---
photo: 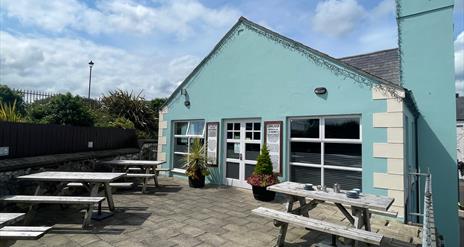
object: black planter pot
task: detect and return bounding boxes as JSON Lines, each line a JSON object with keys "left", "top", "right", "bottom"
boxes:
{"left": 252, "top": 185, "right": 276, "bottom": 202}
{"left": 188, "top": 174, "right": 205, "bottom": 188}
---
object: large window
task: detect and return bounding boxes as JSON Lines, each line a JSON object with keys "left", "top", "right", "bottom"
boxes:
{"left": 289, "top": 116, "right": 362, "bottom": 189}
{"left": 173, "top": 120, "right": 205, "bottom": 169}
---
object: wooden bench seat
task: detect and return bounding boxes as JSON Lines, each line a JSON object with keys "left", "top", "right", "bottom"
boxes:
{"left": 66, "top": 182, "right": 134, "bottom": 188}
{"left": 0, "top": 195, "right": 105, "bottom": 204}
{"left": 125, "top": 173, "right": 155, "bottom": 178}
{"left": 0, "top": 226, "right": 52, "bottom": 240}
{"left": 252, "top": 207, "right": 383, "bottom": 246}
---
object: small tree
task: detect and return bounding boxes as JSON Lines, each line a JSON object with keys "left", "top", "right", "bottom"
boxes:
{"left": 0, "top": 85, "right": 25, "bottom": 114}
{"left": 254, "top": 145, "right": 273, "bottom": 175}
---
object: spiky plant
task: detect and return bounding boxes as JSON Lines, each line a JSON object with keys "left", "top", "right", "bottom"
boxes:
{"left": 0, "top": 99, "right": 22, "bottom": 122}
{"left": 182, "top": 138, "right": 210, "bottom": 178}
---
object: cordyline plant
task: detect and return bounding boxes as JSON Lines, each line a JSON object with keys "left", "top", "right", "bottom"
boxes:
{"left": 0, "top": 99, "right": 22, "bottom": 122}
{"left": 182, "top": 138, "right": 210, "bottom": 179}
{"left": 246, "top": 145, "right": 279, "bottom": 187}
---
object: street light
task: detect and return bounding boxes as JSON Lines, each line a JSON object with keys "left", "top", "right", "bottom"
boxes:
{"left": 88, "top": 60, "right": 94, "bottom": 99}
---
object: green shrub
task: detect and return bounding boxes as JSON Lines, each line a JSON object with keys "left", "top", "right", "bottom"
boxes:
{"left": 0, "top": 100, "right": 23, "bottom": 122}
{"left": 0, "top": 85, "right": 25, "bottom": 114}
{"left": 254, "top": 145, "right": 273, "bottom": 175}
{"left": 27, "top": 93, "right": 94, "bottom": 126}
{"left": 109, "top": 117, "right": 135, "bottom": 129}
{"left": 101, "top": 90, "right": 156, "bottom": 137}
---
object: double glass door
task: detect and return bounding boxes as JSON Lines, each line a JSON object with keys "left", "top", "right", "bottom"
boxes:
{"left": 224, "top": 120, "right": 261, "bottom": 188}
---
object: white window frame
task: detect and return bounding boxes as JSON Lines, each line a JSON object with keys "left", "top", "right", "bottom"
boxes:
{"left": 172, "top": 120, "right": 205, "bottom": 171}
{"left": 288, "top": 115, "right": 362, "bottom": 186}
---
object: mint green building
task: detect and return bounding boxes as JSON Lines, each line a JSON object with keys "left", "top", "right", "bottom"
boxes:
{"left": 157, "top": 0, "right": 458, "bottom": 244}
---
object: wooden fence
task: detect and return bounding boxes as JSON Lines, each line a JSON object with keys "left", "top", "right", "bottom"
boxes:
{"left": 0, "top": 121, "right": 138, "bottom": 160}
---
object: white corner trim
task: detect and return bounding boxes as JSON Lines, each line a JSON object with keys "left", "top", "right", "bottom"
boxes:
{"left": 373, "top": 173, "right": 404, "bottom": 190}
{"left": 373, "top": 143, "right": 404, "bottom": 159}
{"left": 373, "top": 112, "right": 403, "bottom": 128}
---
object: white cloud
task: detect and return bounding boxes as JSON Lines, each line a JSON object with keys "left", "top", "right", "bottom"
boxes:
{"left": 0, "top": 31, "right": 200, "bottom": 98}
{"left": 1, "top": 0, "right": 240, "bottom": 38}
{"left": 456, "top": 31, "right": 464, "bottom": 95}
{"left": 312, "top": 0, "right": 365, "bottom": 38}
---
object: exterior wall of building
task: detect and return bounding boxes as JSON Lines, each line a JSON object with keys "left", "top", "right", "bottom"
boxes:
{"left": 397, "top": 0, "right": 458, "bottom": 244}
{"left": 158, "top": 22, "right": 409, "bottom": 201}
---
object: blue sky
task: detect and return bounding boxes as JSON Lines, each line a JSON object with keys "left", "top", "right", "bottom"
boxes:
{"left": 1, "top": 0, "right": 463, "bottom": 99}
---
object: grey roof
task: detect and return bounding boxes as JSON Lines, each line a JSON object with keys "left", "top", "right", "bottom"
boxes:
{"left": 340, "top": 49, "right": 400, "bottom": 85}
{"left": 457, "top": 96, "right": 464, "bottom": 121}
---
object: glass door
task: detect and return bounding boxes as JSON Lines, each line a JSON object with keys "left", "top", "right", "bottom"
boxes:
{"left": 224, "top": 120, "right": 261, "bottom": 188}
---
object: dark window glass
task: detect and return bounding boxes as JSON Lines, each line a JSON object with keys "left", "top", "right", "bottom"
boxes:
{"left": 174, "top": 138, "right": 188, "bottom": 153}
{"left": 233, "top": 131, "right": 240, "bottom": 139}
{"left": 246, "top": 123, "right": 253, "bottom": 130}
{"left": 254, "top": 132, "right": 261, "bottom": 140}
{"left": 246, "top": 132, "right": 252, "bottom": 140}
{"left": 173, "top": 154, "right": 186, "bottom": 169}
{"left": 325, "top": 118, "right": 360, "bottom": 139}
{"left": 290, "top": 142, "right": 321, "bottom": 164}
{"left": 227, "top": 132, "right": 232, "bottom": 139}
{"left": 324, "top": 169, "right": 362, "bottom": 190}
{"left": 254, "top": 122, "right": 261, "bottom": 130}
{"left": 245, "top": 164, "right": 255, "bottom": 179}
{"left": 324, "top": 143, "right": 362, "bottom": 168}
{"left": 291, "top": 119, "right": 319, "bottom": 138}
{"left": 226, "top": 162, "right": 239, "bottom": 179}
{"left": 234, "top": 123, "right": 240, "bottom": 130}
{"left": 227, "top": 123, "right": 233, "bottom": 130}
{"left": 245, "top": 144, "right": 260, "bottom": 161}
{"left": 290, "top": 166, "right": 321, "bottom": 185}
{"left": 226, "top": 143, "right": 239, "bottom": 159}
{"left": 175, "top": 122, "right": 188, "bottom": 135}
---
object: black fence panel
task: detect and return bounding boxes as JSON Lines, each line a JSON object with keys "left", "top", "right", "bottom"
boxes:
{"left": 0, "top": 121, "right": 138, "bottom": 160}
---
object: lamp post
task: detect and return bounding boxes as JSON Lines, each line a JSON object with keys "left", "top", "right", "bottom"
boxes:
{"left": 88, "top": 60, "right": 94, "bottom": 99}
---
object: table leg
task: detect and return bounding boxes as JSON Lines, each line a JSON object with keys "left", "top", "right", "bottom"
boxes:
{"left": 142, "top": 167, "right": 150, "bottom": 193}
{"left": 352, "top": 207, "right": 364, "bottom": 247}
{"left": 24, "top": 182, "right": 42, "bottom": 224}
{"left": 363, "top": 209, "right": 371, "bottom": 231}
{"left": 152, "top": 165, "right": 159, "bottom": 187}
{"left": 83, "top": 183, "right": 99, "bottom": 228}
{"left": 298, "top": 197, "right": 309, "bottom": 217}
{"left": 276, "top": 196, "right": 295, "bottom": 247}
{"left": 103, "top": 182, "right": 115, "bottom": 211}
{"left": 335, "top": 203, "right": 355, "bottom": 225}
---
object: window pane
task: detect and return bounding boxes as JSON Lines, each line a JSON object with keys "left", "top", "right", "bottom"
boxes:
{"left": 233, "top": 131, "right": 240, "bottom": 139}
{"left": 227, "top": 132, "right": 232, "bottom": 139}
{"left": 175, "top": 122, "right": 188, "bottom": 135}
{"left": 246, "top": 123, "right": 253, "bottom": 130}
{"left": 226, "top": 143, "right": 240, "bottom": 159}
{"left": 246, "top": 132, "right": 252, "bottom": 140}
{"left": 290, "top": 142, "right": 321, "bottom": 164}
{"left": 325, "top": 118, "right": 360, "bottom": 139}
{"left": 174, "top": 138, "right": 188, "bottom": 153}
{"left": 291, "top": 119, "right": 319, "bottom": 138}
{"left": 227, "top": 123, "right": 233, "bottom": 130}
{"left": 173, "top": 154, "right": 186, "bottom": 169}
{"left": 234, "top": 123, "right": 240, "bottom": 130}
{"left": 245, "top": 164, "right": 255, "bottom": 179}
{"left": 290, "top": 166, "right": 321, "bottom": 185}
{"left": 253, "top": 132, "right": 261, "bottom": 140}
{"left": 324, "top": 168, "right": 361, "bottom": 190}
{"left": 226, "top": 162, "right": 239, "bottom": 179}
{"left": 254, "top": 122, "right": 261, "bottom": 130}
{"left": 245, "top": 144, "right": 260, "bottom": 161}
{"left": 187, "top": 120, "right": 205, "bottom": 135}
{"left": 324, "top": 143, "right": 362, "bottom": 168}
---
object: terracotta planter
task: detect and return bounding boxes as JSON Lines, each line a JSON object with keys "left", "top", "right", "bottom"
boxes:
{"left": 252, "top": 185, "right": 276, "bottom": 202}
{"left": 188, "top": 171, "right": 205, "bottom": 188}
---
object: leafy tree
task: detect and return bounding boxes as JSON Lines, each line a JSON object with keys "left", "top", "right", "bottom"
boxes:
{"left": 27, "top": 93, "right": 94, "bottom": 126}
{"left": 254, "top": 145, "right": 273, "bottom": 175}
{"left": 149, "top": 97, "right": 167, "bottom": 114}
{"left": 0, "top": 85, "right": 25, "bottom": 114}
{"left": 101, "top": 90, "right": 156, "bottom": 137}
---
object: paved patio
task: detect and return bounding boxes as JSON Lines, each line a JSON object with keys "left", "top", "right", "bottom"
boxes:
{"left": 11, "top": 177, "right": 421, "bottom": 247}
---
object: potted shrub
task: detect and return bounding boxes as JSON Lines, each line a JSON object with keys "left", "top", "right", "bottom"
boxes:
{"left": 246, "top": 145, "right": 279, "bottom": 201}
{"left": 182, "top": 138, "right": 210, "bottom": 188}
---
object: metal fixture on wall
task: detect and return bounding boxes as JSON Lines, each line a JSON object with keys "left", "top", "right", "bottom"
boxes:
{"left": 181, "top": 88, "right": 190, "bottom": 107}
{"left": 314, "top": 87, "right": 327, "bottom": 95}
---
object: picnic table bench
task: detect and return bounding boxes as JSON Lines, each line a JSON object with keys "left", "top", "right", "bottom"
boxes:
{"left": 0, "top": 172, "right": 125, "bottom": 228}
{"left": 0, "top": 213, "right": 51, "bottom": 247}
{"left": 100, "top": 160, "right": 167, "bottom": 193}
{"left": 253, "top": 182, "right": 395, "bottom": 246}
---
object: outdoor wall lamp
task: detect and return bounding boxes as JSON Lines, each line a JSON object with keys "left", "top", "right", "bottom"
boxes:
{"left": 181, "top": 88, "right": 190, "bottom": 107}
{"left": 314, "top": 87, "right": 327, "bottom": 95}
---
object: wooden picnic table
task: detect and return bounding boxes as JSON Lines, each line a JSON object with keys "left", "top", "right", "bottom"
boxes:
{"left": 0, "top": 213, "right": 25, "bottom": 228}
{"left": 100, "top": 160, "right": 166, "bottom": 192}
{"left": 267, "top": 181, "right": 395, "bottom": 246}
{"left": 18, "top": 172, "right": 125, "bottom": 213}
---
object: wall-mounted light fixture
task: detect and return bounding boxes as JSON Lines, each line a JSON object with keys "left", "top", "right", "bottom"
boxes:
{"left": 180, "top": 88, "right": 190, "bottom": 107}
{"left": 181, "top": 89, "right": 187, "bottom": 96}
{"left": 314, "top": 87, "right": 327, "bottom": 95}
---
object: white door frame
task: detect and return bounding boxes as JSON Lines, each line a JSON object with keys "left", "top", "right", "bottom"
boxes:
{"left": 223, "top": 119, "right": 261, "bottom": 189}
